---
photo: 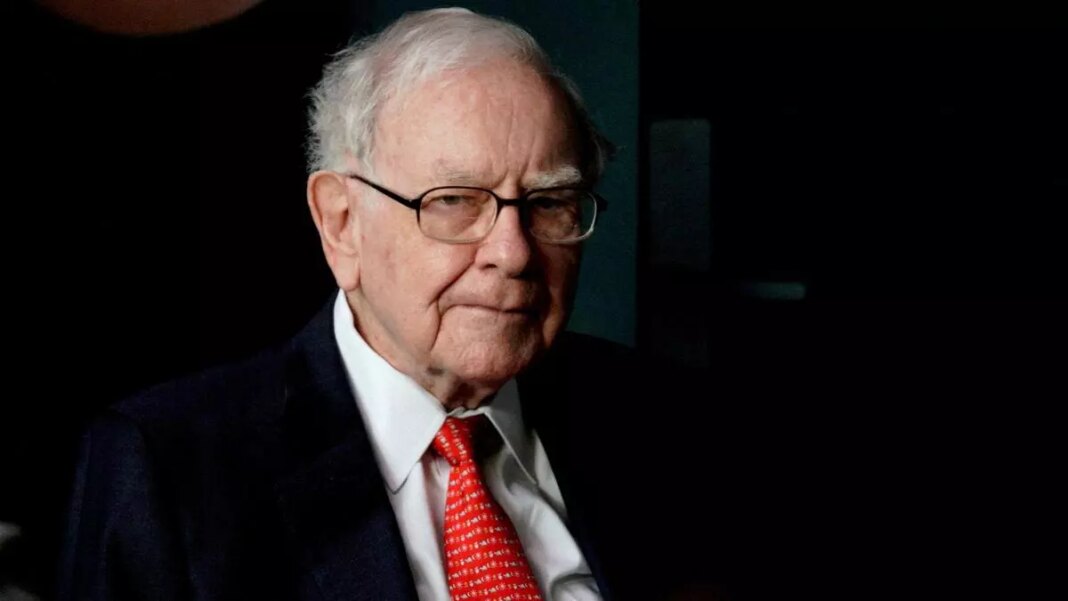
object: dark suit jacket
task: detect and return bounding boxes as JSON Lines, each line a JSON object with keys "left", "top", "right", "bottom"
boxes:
{"left": 59, "top": 300, "right": 712, "bottom": 601}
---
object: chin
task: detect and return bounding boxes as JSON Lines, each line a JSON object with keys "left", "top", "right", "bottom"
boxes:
{"left": 442, "top": 335, "right": 543, "bottom": 385}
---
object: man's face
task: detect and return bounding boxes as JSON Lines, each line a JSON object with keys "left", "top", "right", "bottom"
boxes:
{"left": 345, "top": 60, "right": 584, "bottom": 398}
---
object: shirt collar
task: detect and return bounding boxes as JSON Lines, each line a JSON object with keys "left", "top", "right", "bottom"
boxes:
{"left": 450, "top": 379, "right": 538, "bottom": 487}
{"left": 331, "top": 291, "right": 538, "bottom": 492}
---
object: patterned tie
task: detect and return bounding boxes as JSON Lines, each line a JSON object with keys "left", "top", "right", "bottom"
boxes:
{"left": 432, "top": 416, "right": 544, "bottom": 601}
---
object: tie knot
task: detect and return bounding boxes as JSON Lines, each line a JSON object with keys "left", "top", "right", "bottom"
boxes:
{"left": 432, "top": 416, "right": 488, "bottom": 467}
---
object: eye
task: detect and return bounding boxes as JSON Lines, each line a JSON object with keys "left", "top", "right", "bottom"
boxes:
{"left": 420, "top": 189, "right": 494, "bottom": 219}
{"left": 433, "top": 196, "right": 463, "bottom": 208}
{"left": 532, "top": 197, "right": 568, "bottom": 210}
{"left": 436, "top": 194, "right": 470, "bottom": 206}
{"left": 529, "top": 191, "right": 580, "bottom": 212}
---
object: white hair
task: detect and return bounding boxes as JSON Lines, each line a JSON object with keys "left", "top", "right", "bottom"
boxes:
{"left": 306, "top": 7, "right": 613, "bottom": 182}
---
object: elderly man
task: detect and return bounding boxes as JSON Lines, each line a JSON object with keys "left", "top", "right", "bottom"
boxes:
{"left": 60, "top": 8, "right": 703, "bottom": 601}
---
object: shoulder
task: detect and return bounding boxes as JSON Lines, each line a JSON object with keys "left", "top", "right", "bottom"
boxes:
{"left": 105, "top": 297, "right": 339, "bottom": 446}
{"left": 62, "top": 347, "right": 295, "bottom": 529}
{"left": 63, "top": 343, "right": 314, "bottom": 601}
{"left": 107, "top": 344, "right": 288, "bottom": 444}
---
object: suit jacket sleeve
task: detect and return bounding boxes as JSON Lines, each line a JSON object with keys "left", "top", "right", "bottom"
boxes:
{"left": 59, "top": 412, "right": 192, "bottom": 601}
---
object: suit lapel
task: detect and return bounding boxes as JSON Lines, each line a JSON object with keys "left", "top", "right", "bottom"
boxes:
{"left": 272, "top": 301, "right": 418, "bottom": 601}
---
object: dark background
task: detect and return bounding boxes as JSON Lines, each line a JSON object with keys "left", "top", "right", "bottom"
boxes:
{"left": 641, "top": 5, "right": 1065, "bottom": 601}
{"left": 1, "top": 1, "right": 1064, "bottom": 600}
{"left": 2, "top": 0, "right": 363, "bottom": 596}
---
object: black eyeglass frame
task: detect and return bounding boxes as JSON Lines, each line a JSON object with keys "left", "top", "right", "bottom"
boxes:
{"left": 344, "top": 173, "right": 608, "bottom": 244}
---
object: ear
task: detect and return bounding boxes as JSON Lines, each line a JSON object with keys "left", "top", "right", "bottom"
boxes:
{"left": 307, "top": 170, "right": 361, "bottom": 291}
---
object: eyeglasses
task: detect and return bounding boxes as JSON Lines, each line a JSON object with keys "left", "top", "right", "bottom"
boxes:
{"left": 344, "top": 173, "right": 607, "bottom": 244}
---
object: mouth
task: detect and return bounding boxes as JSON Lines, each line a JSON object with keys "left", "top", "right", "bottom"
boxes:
{"left": 448, "top": 304, "right": 538, "bottom": 317}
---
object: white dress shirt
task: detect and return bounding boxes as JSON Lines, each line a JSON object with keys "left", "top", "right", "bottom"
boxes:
{"left": 332, "top": 292, "right": 601, "bottom": 601}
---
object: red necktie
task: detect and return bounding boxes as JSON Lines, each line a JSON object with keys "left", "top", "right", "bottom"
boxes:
{"left": 432, "top": 416, "right": 544, "bottom": 600}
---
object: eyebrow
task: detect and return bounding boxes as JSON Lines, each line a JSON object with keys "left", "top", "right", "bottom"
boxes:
{"left": 525, "top": 165, "right": 584, "bottom": 189}
{"left": 433, "top": 164, "right": 487, "bottom": 187}
{"left": 433, "top": 162, "right": 585, "bottom": 189}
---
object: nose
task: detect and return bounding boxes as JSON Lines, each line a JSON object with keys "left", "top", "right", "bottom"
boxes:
{"left": 474, "top": 204, "right": 533, "bottom": 276}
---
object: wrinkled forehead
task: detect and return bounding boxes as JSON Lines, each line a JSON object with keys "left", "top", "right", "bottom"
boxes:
{"left": 372, "top": 61, "right": 583, "bottom": 190}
